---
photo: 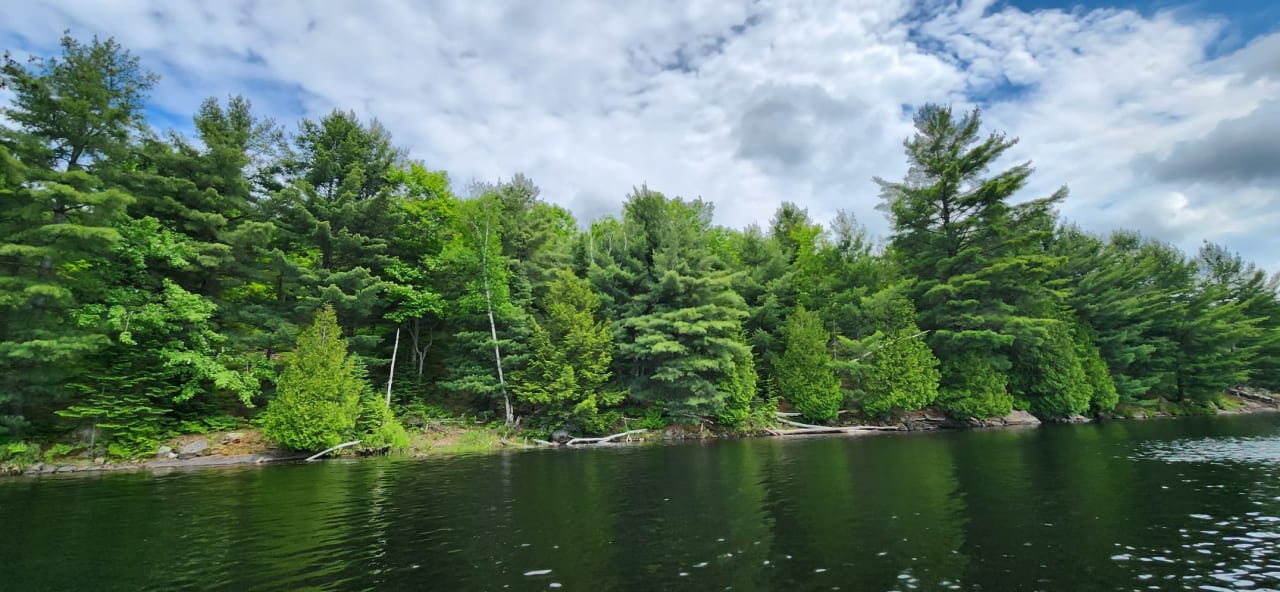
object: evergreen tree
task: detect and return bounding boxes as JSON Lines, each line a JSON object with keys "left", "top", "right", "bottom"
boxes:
{"left": 1009, "top": 321, "right": 1091, "bottom": 417}
{"left": 262, "top": 110, "right": 406, "bottom": 359}
{"left": 716, "top": 337, "right": 759, "bottom": 427}
{"left": 776, "top": 306, "right": 842, "bottom": 422}
{"left": 1052, "top": 228, "right": 1171, "bottom": 402}
{"left": 1073, "top": 324, "right": 1119, "bottom": 412}
{"left": 261, "top": 305, "right": 365, "bottom": 451}
{"left": 835, "top": 291, "right": 941, "bottom": 418}
{"left": 512, "top": 271, "right": 619, "bottom": 431}
{"left": 1196, "top": 243, "right": 1280, "bottom": 392}
{"left": 0, "top": 34, "right": 158, "bottom": 171}
{"left": 609, "top": 189, "right": 755, "bottom": 420}
{"left": 0, "top": 35, "right": 150, "bottom": 435}
{"left": 877, "top": 104, "right": 1071, "bottom": 419}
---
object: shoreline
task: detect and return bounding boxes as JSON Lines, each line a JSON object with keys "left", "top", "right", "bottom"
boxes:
{"left": 8, "top": 396, "right": 1278, "bottom": 479}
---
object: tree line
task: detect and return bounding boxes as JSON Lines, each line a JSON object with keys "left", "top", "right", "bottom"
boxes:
{"left": 2, "top": 35, "right": 1277, "bottom": 456}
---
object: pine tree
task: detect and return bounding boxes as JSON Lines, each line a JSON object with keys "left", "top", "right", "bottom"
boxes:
{"left": 512, "top": 271, "right": 619, "bottom": 430}
{"left": 610, "top": 189, "right": 755, "bottom": 420}
{"left": 1195, "top": 243, "right": 1280, "bottom": 392}
{"left": 877, "top": 104, "right": 1070, "bottom": 419}
{"left": 0, "top": 35, "right": 150, "bottom": 435}
{"left": 261, "top": 305, "right": 365, "bottom": 451}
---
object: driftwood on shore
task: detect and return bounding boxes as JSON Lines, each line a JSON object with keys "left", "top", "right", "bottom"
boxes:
{"left": 769, "top": 426, "right": 902, "bottom": 436}
{"left": 768, "top": 412, "right": 903, "bottom": 436}
{"left": 565, "top": 429, "right": 647, "bottom": 446}
{"left": 305, "top": 440, "right": 361, "bottom": 461}
{"left": 774, "top": 410, "right": 853, "bottom": 418}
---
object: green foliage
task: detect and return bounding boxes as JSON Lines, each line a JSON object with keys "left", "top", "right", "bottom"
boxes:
{"left": 937, "top": 352, "right": 1012, "bottom": 419}
{"left": 0, "top": 441, "right": 38, "bottom": 473}
{"left": 4, "top": 34, "right": 1278, "bottom": 453}
{"left": 355, "top": 393, "right": 409, "bottom": 451}
{"left": 512, "top": 271, "right": 620, "bottom": 427}
{"left": 174, "top": 414, "right": 244, "bottom": 435}
{"left": 1, "top": 34, "right": 158, "bottom": 169}
{"left": 1009, "top": 321, "right": 1091, "bottom": 418}
{"left": 776, "top": 306, "right": 842, "bottom": 423}
{"left": 261, "top": 305, "right": 364, "bottom": 451}
{"left": 1074, "top": 326, "right": 1119, "bottom": 412}
{"left": 635, "top": 404, "right": 671, "bottom": 431}
{"left": 57, "top": 389, "right": 165, "bottom": 459}
{"left": 879, "top": 104, "right": 1065, "bottom": 419}
{"left": 604, "top": 189, "right": 755, "bottom": 420}
{"left": 43, "top": 442, "right": 79, "bottom": 462}
{"left": 717, "top": 342, "right": 759, "bottom": 427}
{"left": 835, "top": 293, "right": 941, "bottom": 418}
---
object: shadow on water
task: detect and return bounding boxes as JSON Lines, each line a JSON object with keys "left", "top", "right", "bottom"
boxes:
{"left": 3, "top": 414, "right": 1280, "bottom": 591}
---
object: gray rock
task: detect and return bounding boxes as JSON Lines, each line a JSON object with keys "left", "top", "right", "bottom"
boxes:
{"left": 93, "top": 456, "right": 106, "bottom": 466}
{"left": 550, "top": 429, "right": 573, "bottom": 444}
{"left": 40, "top": 464, "right": 58, "bottom": 474}
{"left": 221, "top": 432, "right": 245, "bottom": 444}
{"left": 156, "top": 445, "right": 173, "bottom": 458}
{"left": 178, "top": 439, "right": 209, "bottom": 456}
{"left": 1003, "top": 410, "right": 1041, "bottom": 426}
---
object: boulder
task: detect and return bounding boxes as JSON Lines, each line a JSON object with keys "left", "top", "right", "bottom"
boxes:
{"left": 550, "top": 429, "right": 573, "bottom": 444}
{"left": 220, "top": 432, "right": 246, "bottom": 444}
{"left": 1003, "top": 410, "right": 1041, "bottom": 426}
{"left": 156, "top": 445, "right": 174, "bottom": 458}
{"left": 970, "top": 410, "right": 1041, "bottom": 428}
{"left": 93, "top": 456, "right": 106, "bottom": 466}
{"left": 899, "top": 409, "right": 948, "bottom": 430}
{"left": 177, "top": 439, "right": 210, "bottom": 459}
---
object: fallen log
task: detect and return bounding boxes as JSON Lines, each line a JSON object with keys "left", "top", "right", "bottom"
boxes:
{"left": 565, "top": 429, "right": 647, "bottom": 446}
{"left": 773, "top": 413, "right": 902, "bottom": 433}
{"left": 775, "top": 410, "right": 852, "bottom": 418}
{"left": 768, "top": 426, "right": 902, "bottom": 436}
{"left": 305, "top": 440, "right": 361, "bottom": 461}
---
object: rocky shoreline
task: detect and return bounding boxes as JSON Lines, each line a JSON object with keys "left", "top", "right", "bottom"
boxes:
{"left": 9, "top": 395, "right": 1279, "bottom": 478}
{"left": 10, "top": 430, "right": 310, "bottom": 478}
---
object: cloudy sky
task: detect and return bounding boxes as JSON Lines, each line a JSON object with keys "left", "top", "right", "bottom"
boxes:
{"left": 3, "top": 0, "right": 1278, "bottom": 270}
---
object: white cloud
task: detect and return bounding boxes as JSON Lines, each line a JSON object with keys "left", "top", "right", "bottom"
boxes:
{"left": 2, "top": 0, "right": 1278, "bottom": 270}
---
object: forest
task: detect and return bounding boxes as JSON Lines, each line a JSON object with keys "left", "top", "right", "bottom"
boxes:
{"left": 3, "top": 34, "right": 1279, "bottom": 460}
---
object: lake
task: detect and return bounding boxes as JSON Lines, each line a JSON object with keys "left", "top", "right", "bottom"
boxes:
{"left": 4, "top": 414, "right": 1280, "bottom": 591}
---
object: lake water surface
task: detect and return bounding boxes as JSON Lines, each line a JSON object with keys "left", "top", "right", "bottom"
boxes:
{"left": 4, "top": 414, "right": 1280, "bottom": 591}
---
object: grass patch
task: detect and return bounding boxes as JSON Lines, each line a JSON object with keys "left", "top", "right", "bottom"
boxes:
{"left": 407, "top": 424, "right": 512, "bottom": 456}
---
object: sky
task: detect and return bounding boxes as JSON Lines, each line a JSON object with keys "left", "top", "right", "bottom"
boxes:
{"left": 2, "top": 0, "right": 1278, "bottom": 271}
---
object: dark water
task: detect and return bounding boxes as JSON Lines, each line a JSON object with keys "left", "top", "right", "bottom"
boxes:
{"left": 4, "top": 415, "right": 1280, "bottom": 591}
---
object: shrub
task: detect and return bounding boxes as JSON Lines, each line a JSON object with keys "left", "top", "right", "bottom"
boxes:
{"left": 260, "top": 306, "right": 364, "bottom": 451}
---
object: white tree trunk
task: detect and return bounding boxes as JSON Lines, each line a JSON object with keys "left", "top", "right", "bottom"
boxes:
{"left": 474, "top": 217, "right": 513, "bottom": 426}
{"left": 385, "top": 327, "right": 400, "bottom": 407}
{"left": 484, "top": 281, "right": 513, "bottom": 426}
